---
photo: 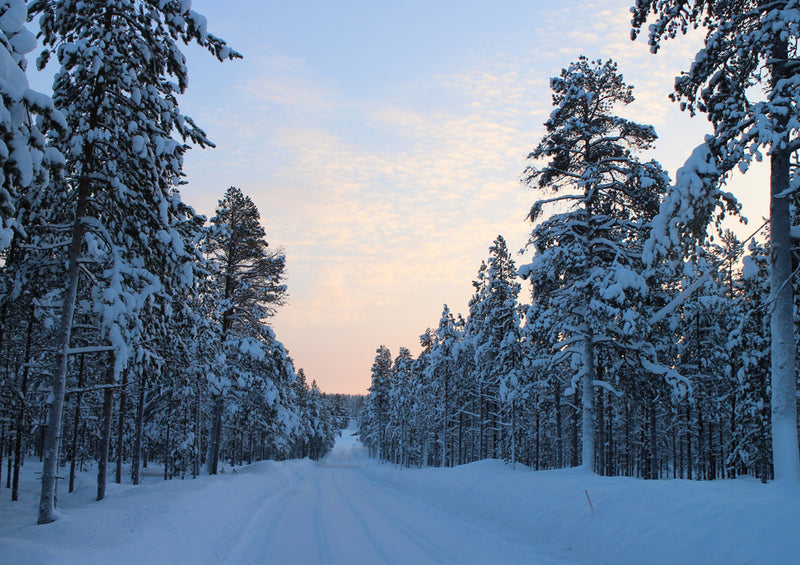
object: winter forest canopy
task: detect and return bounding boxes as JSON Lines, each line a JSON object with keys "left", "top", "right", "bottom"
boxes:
{"left": 361, "top": 2, "right": 800, "bottom": 486}
{"left": 0, "top": 0, "right": 348, "bottom": 525}
{"left": 0, "top": 0, "right": 797, "bottom": 537}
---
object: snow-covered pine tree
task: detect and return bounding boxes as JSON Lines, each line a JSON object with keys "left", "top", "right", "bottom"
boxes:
{"left": 0, "top": 0, "right": 63, "bottom": 253}
{"left": 520, "top": 57, "right": 668, "bottom": 472}
{"left": 425, "top": 305, "right": 459, "bottom": 467}
{"left": 362, "top": 345, "right": 392, "bottom": 461}
{"left": 30, "top": 0, "right": 239, "bottom": 523}
{"left": 728, "top": 238, "right": 772, "bottom": 481}
{"left": 474, "top": 236, "right": 523, "bottom": 465}
{"left": 631, "top": 0, "right": 800, "bottom": 483}
{"left": 464, "top": 261, "right": 492, "bottom": 459}
{"left": 387, "top": 347, "right": 415, "bottom": 466}
{"left": 0, "top": 0, "right": 63, "bottom": 477}
{"left": 204, "top": 186, "right": 286, "bottom": 474}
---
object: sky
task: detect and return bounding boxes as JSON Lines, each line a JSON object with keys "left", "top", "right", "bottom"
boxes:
{"left": 31, "top": 1, "right": 771, "bottom": 394}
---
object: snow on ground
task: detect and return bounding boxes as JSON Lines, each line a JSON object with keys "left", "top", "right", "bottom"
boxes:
{"left": 1, "top": 428, "right": 798, "bottom": 565}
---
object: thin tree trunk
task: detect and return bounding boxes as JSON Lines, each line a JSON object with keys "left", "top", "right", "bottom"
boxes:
{"left": 534, "top": 400, "right": 540, "bottom": 470}
{"left": 555, "top": 381, "right": 563, "bottom": 469}
{"left": 69, "top": 354, "right": 86, "bottom": 493}
{"left": 131, "top": 375, "right": 146, "bottom": 485}
{"left": 38, "top": 181, "right": 93, "bottom": 523}
{"left": 606, "top": 390, "right": 614, "bottom": 476}
{"left": 97, "top": 362, "right": 115, "bottom": 501}
{"left": 207, "top": 397, "right": 222, "bottom": 474}
{"left": 0, "top": 419, "right": 5, "bottom": 491}
{"left": 598, "top": 386, "right": 605, "bottom": 476}
{"left": 581, "top": 331, "right": 595, "bottom": 472}
{"left": 5, "top": 432, "right": 11, "bottom": 488}
{"left": 115, "top": 370, "right": 129, "bottom": 484}
{"left": 165, "top": 403, "right": 171, "bottom": 480}
{"left": 686, "top": 400, "right": 693, "bottom": 481}
{"left": 12, "top": 308, "right": 34, "bottom": 501}
{"left": 572, "top": 387, "right": 580, "bottom": 467}
{"left": 625, "top": 402, "right": 631, "bottom": 477}
{"left": 672, "top": 406, "right": 677, "bottom": 480}
{"left": 649, "top": 402, "right": 658, "bottom": 479}
{"left": 193, "top": 380, "right": 201, "bottom": 478}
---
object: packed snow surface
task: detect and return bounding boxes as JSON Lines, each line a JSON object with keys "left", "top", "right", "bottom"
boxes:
{"left": 1, "top": 427, "right": 798, "bottom": 564}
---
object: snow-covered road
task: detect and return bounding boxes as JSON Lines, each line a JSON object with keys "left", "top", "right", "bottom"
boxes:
{"left": 222, "top": 430, "right": 575, "bottom": 565}
{"left": 3, "top": 427, "right": 799, "bottom": 565}
{"left": 0, "top": 428, "right": 582, "bottom": 565}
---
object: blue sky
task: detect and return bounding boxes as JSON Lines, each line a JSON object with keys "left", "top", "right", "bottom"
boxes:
{"left": 31, "top": 1, "right": 771, "bottom": 394}
{"left": 179, "top": 0, "right": 769, "bottom": 394}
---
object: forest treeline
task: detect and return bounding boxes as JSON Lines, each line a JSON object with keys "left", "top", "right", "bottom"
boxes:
{"left": 360, "top": 4, "right": 800, "bottom": 483}
{"left": 0, "top": 0, "right": 347, "bottom": 524}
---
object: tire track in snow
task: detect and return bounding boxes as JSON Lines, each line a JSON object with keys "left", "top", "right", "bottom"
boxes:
{"left": 334, "top": 468, "right": 462, "bottom": 565}
{"left": 330, "top": 468, "right": 399, "bottom": 565}
{"left": 221, "top": 466, "right": 304, "bottom": 565}
{"left": 313, "top": 466, "right": 333, "bottom": 565}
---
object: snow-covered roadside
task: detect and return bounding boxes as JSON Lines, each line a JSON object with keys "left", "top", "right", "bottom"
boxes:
{"left": 0, "top": 459, "right": 314, "bottom": 565}
{"left": 1, "top": 432, "right": 798, "bottom": 565}
{"left": 361, "top": 459, "right": 800, "bottom": 565}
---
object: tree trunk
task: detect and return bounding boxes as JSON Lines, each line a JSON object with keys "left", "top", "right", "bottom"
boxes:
{"left": 38, "top": 178, "right": 91, "bottom": 524}
{"left": 97, "top": 362, "right": 115, "bottom": 501}
{"left": 0, "top": 420, "right": 5, "bottom": 491}
{"left": 598, "top": 386, "right": 605, "bottom": 476}
{"left": 768, "top": 36, "right": 799, "bottom": 481}
{"left": 572, "top": 387, "right": 580, "bottom": 467}
{"left": 115, "top": 370, "right": 129, "bottom": 484}
{"left": 554, "top": 381, "right": 563, "bottom": 469}
{"left": 534, "top": 400, "right": 540, "bottom": 470}
{"left": 193, "top": 380, "right": 201, "bottom": 478}
{"left": 69, "top": 354, "right": 86, "bottom": 493}
{"left": 581, "top": 331, "right": 595, "bottom": 472}
{"left": 165, "top": 400, "right": 171, "bottom": 480}
{"left": 12, "top": 308, "right": 34, "bottom": 501}
{"left": 206, "top": 396, "right": 223, "bottom": 474}
{"left": 131, "top": 375, "right": 146, "bottom": 485}
{"left": 686, "top": 401, "right": 693, "bottom": 481}
{"left": 649, "top": 402, "right": 658, "bottom": 479}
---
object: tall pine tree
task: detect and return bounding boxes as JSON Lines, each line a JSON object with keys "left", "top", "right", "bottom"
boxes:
{"left": 521, "top": 57, "right": 668, "bottom": 472}
{"left": 30, "top": 0, "right": 239, "bottom": 523}
{"left": 632, "top": 0, "right": 800, "bottom": 482}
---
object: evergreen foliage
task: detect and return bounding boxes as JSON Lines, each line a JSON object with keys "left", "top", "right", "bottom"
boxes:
{"left": 632, "top": 0, "right": 800, "bottom": 482}
{"left": 0, "top": 2, "right": 341, "bottom": 524}
{"left": 360, "top": 53, "right": 797, "bottom": 482}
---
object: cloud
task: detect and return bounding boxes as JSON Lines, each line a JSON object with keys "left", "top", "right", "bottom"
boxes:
{"left": 234, "top": 54, "right": 336, "bottom": 114}
{"left": 180, "top": 0, "right": 726, "bottom": 393}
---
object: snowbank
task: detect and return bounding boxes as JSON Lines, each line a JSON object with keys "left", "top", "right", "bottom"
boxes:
{"left": 0, "top": 460, "right": 313, "bottom": 565}
{"left": 362, "top": 459, "right": 800, "bottom": 565}
{"left": 1, "top": 440, "right": 797, "bottom": 565}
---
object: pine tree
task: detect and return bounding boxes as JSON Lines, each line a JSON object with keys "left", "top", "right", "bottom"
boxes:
{"left": 0, "top": 0, "right": 63, "bottom": 252}
{"left": 728, "top": 239, "right": 772, "bottom": 481}
{"left": 426, "top": 305, "right": 460, "bottom": 467}
{"left": 204, "top": 186, "right": 286, "bottom": 474}
{"left": 362, "top": 345, "right": 392, "bottom": 460}
{"left": 387, "top": 347, "right": 415, "bottom": 466}
{"left": 521, "top": 57, "right": 668, "bottom": 472}
{"left": 473, "top": 236, "right": 523, "bottom": 464}
{"left": 632, "top": 0, "right": 800, "bottom": 483}
{"left": 30, "top": 0, "right": 239, "bottom": 523}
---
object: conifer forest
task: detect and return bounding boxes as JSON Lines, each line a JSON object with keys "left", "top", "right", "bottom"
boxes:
{"left": 360, "top": 7, "right": 800, "bottom": 487}
{"left": 0, "top": 1, "right": 799, "bottom": 563}
{"left": 0, "top": 0, "right": 347, "bottom": 526}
